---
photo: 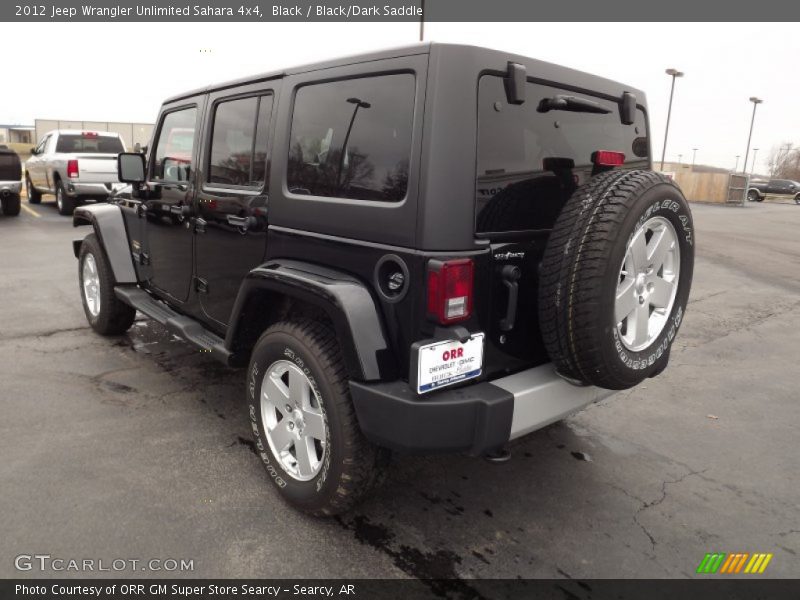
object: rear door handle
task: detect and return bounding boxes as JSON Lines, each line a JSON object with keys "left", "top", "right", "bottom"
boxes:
{"left": 499, "top": 265, "right": 522, "bottom": 331}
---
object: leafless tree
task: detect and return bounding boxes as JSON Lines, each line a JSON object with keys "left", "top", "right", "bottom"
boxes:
{"left": 767, "top": 143, "right": 800, "bottom": 180}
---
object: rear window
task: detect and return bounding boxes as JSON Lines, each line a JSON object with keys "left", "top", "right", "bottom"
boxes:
{"left": 287, "top": 73, "right": 415, "bottom": 202}
{"left": 56, "top": 135, "right": 124, "bottom": 154}
{"left": 476, "top": 75, "right": 649, "bottom": 234}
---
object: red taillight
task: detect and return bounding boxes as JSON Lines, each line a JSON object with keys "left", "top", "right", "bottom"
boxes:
{"left": 67, "top": 159, "right": 79, "bottom": 179}
{"left": 82, "top": 131, "right": 98, "bottom": 138}
{"left": 592, "top": 150, "right": 626, "bottom": 166}
{"left": 427, "top": 259, "right": 474, "bottom": 325}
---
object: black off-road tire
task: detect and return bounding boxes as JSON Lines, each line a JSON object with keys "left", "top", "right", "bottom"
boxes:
{"left": 26, "top": 175, "right": 42, "bottom": 204}
{"left": 78, "top": 233, "right": 137, "bottom": 335}
{"left": 1, "top": 193, "right": 21, "bottom": 216}
{"left": 56, "top": 179, "right": 75, "bottom": 216}
{"left": 747, "top": 190, "right": 759, "bottom": 202}
{"left": 246, "top": 320, "right": 388, "bottom": 516}
{"left": 538, "top": 169, "right": 694, "bottom": 390}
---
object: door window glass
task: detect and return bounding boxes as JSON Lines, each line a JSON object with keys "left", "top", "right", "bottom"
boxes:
{"left": 208, "top": 94, "right": 273, "bottom": 187}
{"left": 152, "top": 107, "right": 197, "bottom": 182}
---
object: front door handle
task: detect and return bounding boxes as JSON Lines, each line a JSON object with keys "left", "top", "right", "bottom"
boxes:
{"left": 226, "top": 214, "right": 255, "bottom": 232}
{"left": 499, "top": 265, "right": 522, "bottom": 332}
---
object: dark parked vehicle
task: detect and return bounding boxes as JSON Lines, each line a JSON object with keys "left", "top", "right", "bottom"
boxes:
{"left": 0, "top": 146, "right": 22, "bottom": 216}
{"left": 73, "top": 43, "right": 694, "bottom": 515}
{"left": 748, "top": 178, "right": 800, "bottom": 203}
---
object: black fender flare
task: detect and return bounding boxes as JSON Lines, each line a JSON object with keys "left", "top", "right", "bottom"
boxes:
{"left": 72, "top": 204, "right": 137, "bottom": 284}
{"left": 226, "top": 259, "right": 393, "bottom": 382}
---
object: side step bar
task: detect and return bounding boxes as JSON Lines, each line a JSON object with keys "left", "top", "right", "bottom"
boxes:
{"left": 115, "top": 286, "right": 232, "bottom": 365}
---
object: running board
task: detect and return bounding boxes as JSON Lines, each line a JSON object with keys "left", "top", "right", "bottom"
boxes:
{"left": 114, "top": 286, "right": 232, "bottom": 365}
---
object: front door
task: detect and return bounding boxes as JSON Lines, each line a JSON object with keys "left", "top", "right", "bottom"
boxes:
{"left": 194, "top": 87, "right": 276, "bottom": 326}
{"left": 143, "top": 102, "right": 204, "bottom": 303}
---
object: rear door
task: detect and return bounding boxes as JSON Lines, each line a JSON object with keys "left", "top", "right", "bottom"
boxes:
{"left": 194, "top": 82, "right": 278, "bottom": 327}
{"left": 475, "top": 74, "right": 650, "bottom": 377}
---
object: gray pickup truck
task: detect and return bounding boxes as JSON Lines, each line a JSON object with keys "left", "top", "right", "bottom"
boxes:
{"left": 0, "top": 146, "right": 22, "bottom": 216}
{"left": 25, "top": 130, "right": 127, "bottom": 215}
{"left": 748, "top": 178, "right": 800, "bottom": 203}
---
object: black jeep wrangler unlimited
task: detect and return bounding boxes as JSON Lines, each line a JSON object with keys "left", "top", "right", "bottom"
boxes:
{"left": 73, "top": 43, "right": 694, "bottom": 515}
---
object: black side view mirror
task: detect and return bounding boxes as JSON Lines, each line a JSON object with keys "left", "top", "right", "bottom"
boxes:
{"left": 118, "top": 152, "right": 146, "bottom": 184}
{"left": 30, "top": 147, "right": 38, "bottom": 155}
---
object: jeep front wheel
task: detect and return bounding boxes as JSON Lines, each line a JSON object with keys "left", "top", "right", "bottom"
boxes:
{"left": 246, "top": 320, "right": 387, "bottom": 516}
{"left": 539, "top": 170, "right": 694, "bottom": 390}
{"left": 78, "top": 233, "right": 137, "bottom": 335}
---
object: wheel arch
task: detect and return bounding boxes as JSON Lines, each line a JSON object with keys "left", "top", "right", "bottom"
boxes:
{"left": 226, "top": 259, "right": 395, "bottom": 382}
{"left": 72, "top": 204, "right": 137, "bottom": 284}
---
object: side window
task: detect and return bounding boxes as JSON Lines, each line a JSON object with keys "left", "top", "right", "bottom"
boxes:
{"left": 151, "top": 107, "right": 197, "bottom": 182}
{"left": 208, "top": 94, "right": 273, "bottom": 187}
{"left": 36, "top": 136, "right": 49, "bottom": 154}
{"left": 287, "top": 73, "right": 415, "bottom": 202}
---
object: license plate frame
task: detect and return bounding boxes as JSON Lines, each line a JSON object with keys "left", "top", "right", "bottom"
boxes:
{"left": 411, "top": 333, "right": 485, "bottom": 394}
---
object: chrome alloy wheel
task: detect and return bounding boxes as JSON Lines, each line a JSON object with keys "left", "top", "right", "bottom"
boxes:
{"left": 615, "top": 216, "right": 680, "bottom": 352}
{"left": 81, "top": 254, "right": 101, "bottom": 317}
{"left": 260, "top": 360, "right": 328, "bottom": 481}
{"left": 56, "top": 186, "right": 63, "bottom": 211}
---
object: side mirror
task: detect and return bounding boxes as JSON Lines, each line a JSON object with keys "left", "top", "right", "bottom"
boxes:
{"left": 30, "top": 147, "right": 38, "bottom": 155}
{"left": 133, "top": 142, "right": 148, "bottom": 154}
{"left": 118, "top": 152, "right": 146, "bottom": 184}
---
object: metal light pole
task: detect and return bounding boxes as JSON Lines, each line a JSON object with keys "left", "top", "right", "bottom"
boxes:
{"left": 692, "top": 148, "right": 698, "bottom": 168}
{"left": 742, "top": 96, "right": 763, "bottom": 174}
{"left": 751, "top": 148, "right": 759, "bottom": 175}
{"left": 678, "top": 154, "right": 683, "bottom": 166}
{"left": 734, "top": 155, "right": 740, "bottom": 171}
{"left": 660, "top": 68, "right": 684, "bottom": 171}
{"left": 419, "top": 0, "right": 424, "bottom": 41}
{"left": 337, "top": 97, "right": 371, "bottom": 189}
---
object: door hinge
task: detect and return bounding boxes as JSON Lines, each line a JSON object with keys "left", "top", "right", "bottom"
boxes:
{"left": 194, "top": 277, "right": 209, "bottom": 294}
{"left": 132, "top": 251, "right": 150, "bottom": 266}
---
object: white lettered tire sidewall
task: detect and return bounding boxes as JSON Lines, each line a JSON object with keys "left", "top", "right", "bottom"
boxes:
{"left": 247, "top": 331, "right": 340, "bottom": 512}
{"left": 604, "top": 184, "right": 694, "bottom": 384}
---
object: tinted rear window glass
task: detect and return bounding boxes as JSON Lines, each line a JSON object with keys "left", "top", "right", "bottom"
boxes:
{"left": 287, "top": 73, "right": 415, "bottom": 202}
{"left": 208, "top": 94, "right": 273, "bottom": 187}
{"left": 476, "top": 75, "right": 649, "bottom": 234}
{"left": 56, "top": 135, "right": 124, "bottom": 154}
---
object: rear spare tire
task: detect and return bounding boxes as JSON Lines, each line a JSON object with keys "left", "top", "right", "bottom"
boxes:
{"left": 539, "top": 170, "right": 694, "bottom": 390}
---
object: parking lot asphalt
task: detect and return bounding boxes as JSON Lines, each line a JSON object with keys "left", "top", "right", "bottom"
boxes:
{"left": 1, "top": 197, "right": 798, "bottom": 585}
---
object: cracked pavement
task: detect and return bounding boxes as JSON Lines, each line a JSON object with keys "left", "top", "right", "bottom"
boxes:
{"left": 1, "top": 201, "right": 798, "bottom": 584}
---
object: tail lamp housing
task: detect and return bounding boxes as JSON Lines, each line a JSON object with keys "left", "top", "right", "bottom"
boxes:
{"left": 67, "top": 159, "right": 79, "bottom": 179}
{"left": 427, "top": 258, "right": 474, "bottom": 325}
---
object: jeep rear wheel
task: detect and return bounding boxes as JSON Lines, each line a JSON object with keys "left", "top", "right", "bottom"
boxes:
{"left": 78, "top": 233, "right": 137, "bottom": 335}
{"left": 539, "top": 170, "right": 694, "bottom": 390}
{"left": 246, "top": 320, "right": 387, "bottom": 516}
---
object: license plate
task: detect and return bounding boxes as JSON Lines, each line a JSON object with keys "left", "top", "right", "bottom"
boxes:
{"left": 416, "top": 333, "right": 484, "bottom": 394}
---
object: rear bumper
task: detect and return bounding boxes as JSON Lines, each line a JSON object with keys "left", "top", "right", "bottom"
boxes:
{"left": 65, "top": 181, "right": 124, "bottom": 197}
{"left": 350, "top": 364, "right": 615, "bottom": 456}
{"left": 0, "top": 181, "right": 22, "bottom": 195}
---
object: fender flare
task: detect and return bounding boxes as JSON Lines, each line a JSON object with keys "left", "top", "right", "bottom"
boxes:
{"left": 72, "top": 204, "right": 137, "bottom": 284}
{"left": 226, "top": 259, "right": 394, "bottom": 382}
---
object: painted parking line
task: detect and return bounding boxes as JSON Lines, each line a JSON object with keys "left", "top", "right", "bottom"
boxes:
{"left": 21, "top": 203, "right": 41, "bottom": 218}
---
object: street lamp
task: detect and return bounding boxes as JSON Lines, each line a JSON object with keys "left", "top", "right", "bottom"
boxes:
{"left": 337, "top": 97, "right": 371, "bottom": 188}
{"left": 734, "top": 155, "right": 740, "bottom": 171}
{"left": 692, "top": 148, "right": 698, "bottom": 168}
{"left": 660, "top": 68, "right": 684, "bottom": 171}
{"left": 742, "top": 96, "right": 763, "bottom": 174}
{"left": 751, "top": 148, "right": 759, "bottom": 175}
{"left": 678, "top": 153, "right": 683, "bottom": 166}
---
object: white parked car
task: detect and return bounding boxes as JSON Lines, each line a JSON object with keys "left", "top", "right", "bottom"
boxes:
{"left": 25, "top": 130, "right": 127, "bottom": 215}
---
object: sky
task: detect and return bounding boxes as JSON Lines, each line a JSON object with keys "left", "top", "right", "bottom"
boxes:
{"left": 1, "top": 22, "right": 797, "bottom": 174}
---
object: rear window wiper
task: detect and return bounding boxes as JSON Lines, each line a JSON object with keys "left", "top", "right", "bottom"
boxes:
{"left": 537, "top": 94, "right": 611, "bottom": 115}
